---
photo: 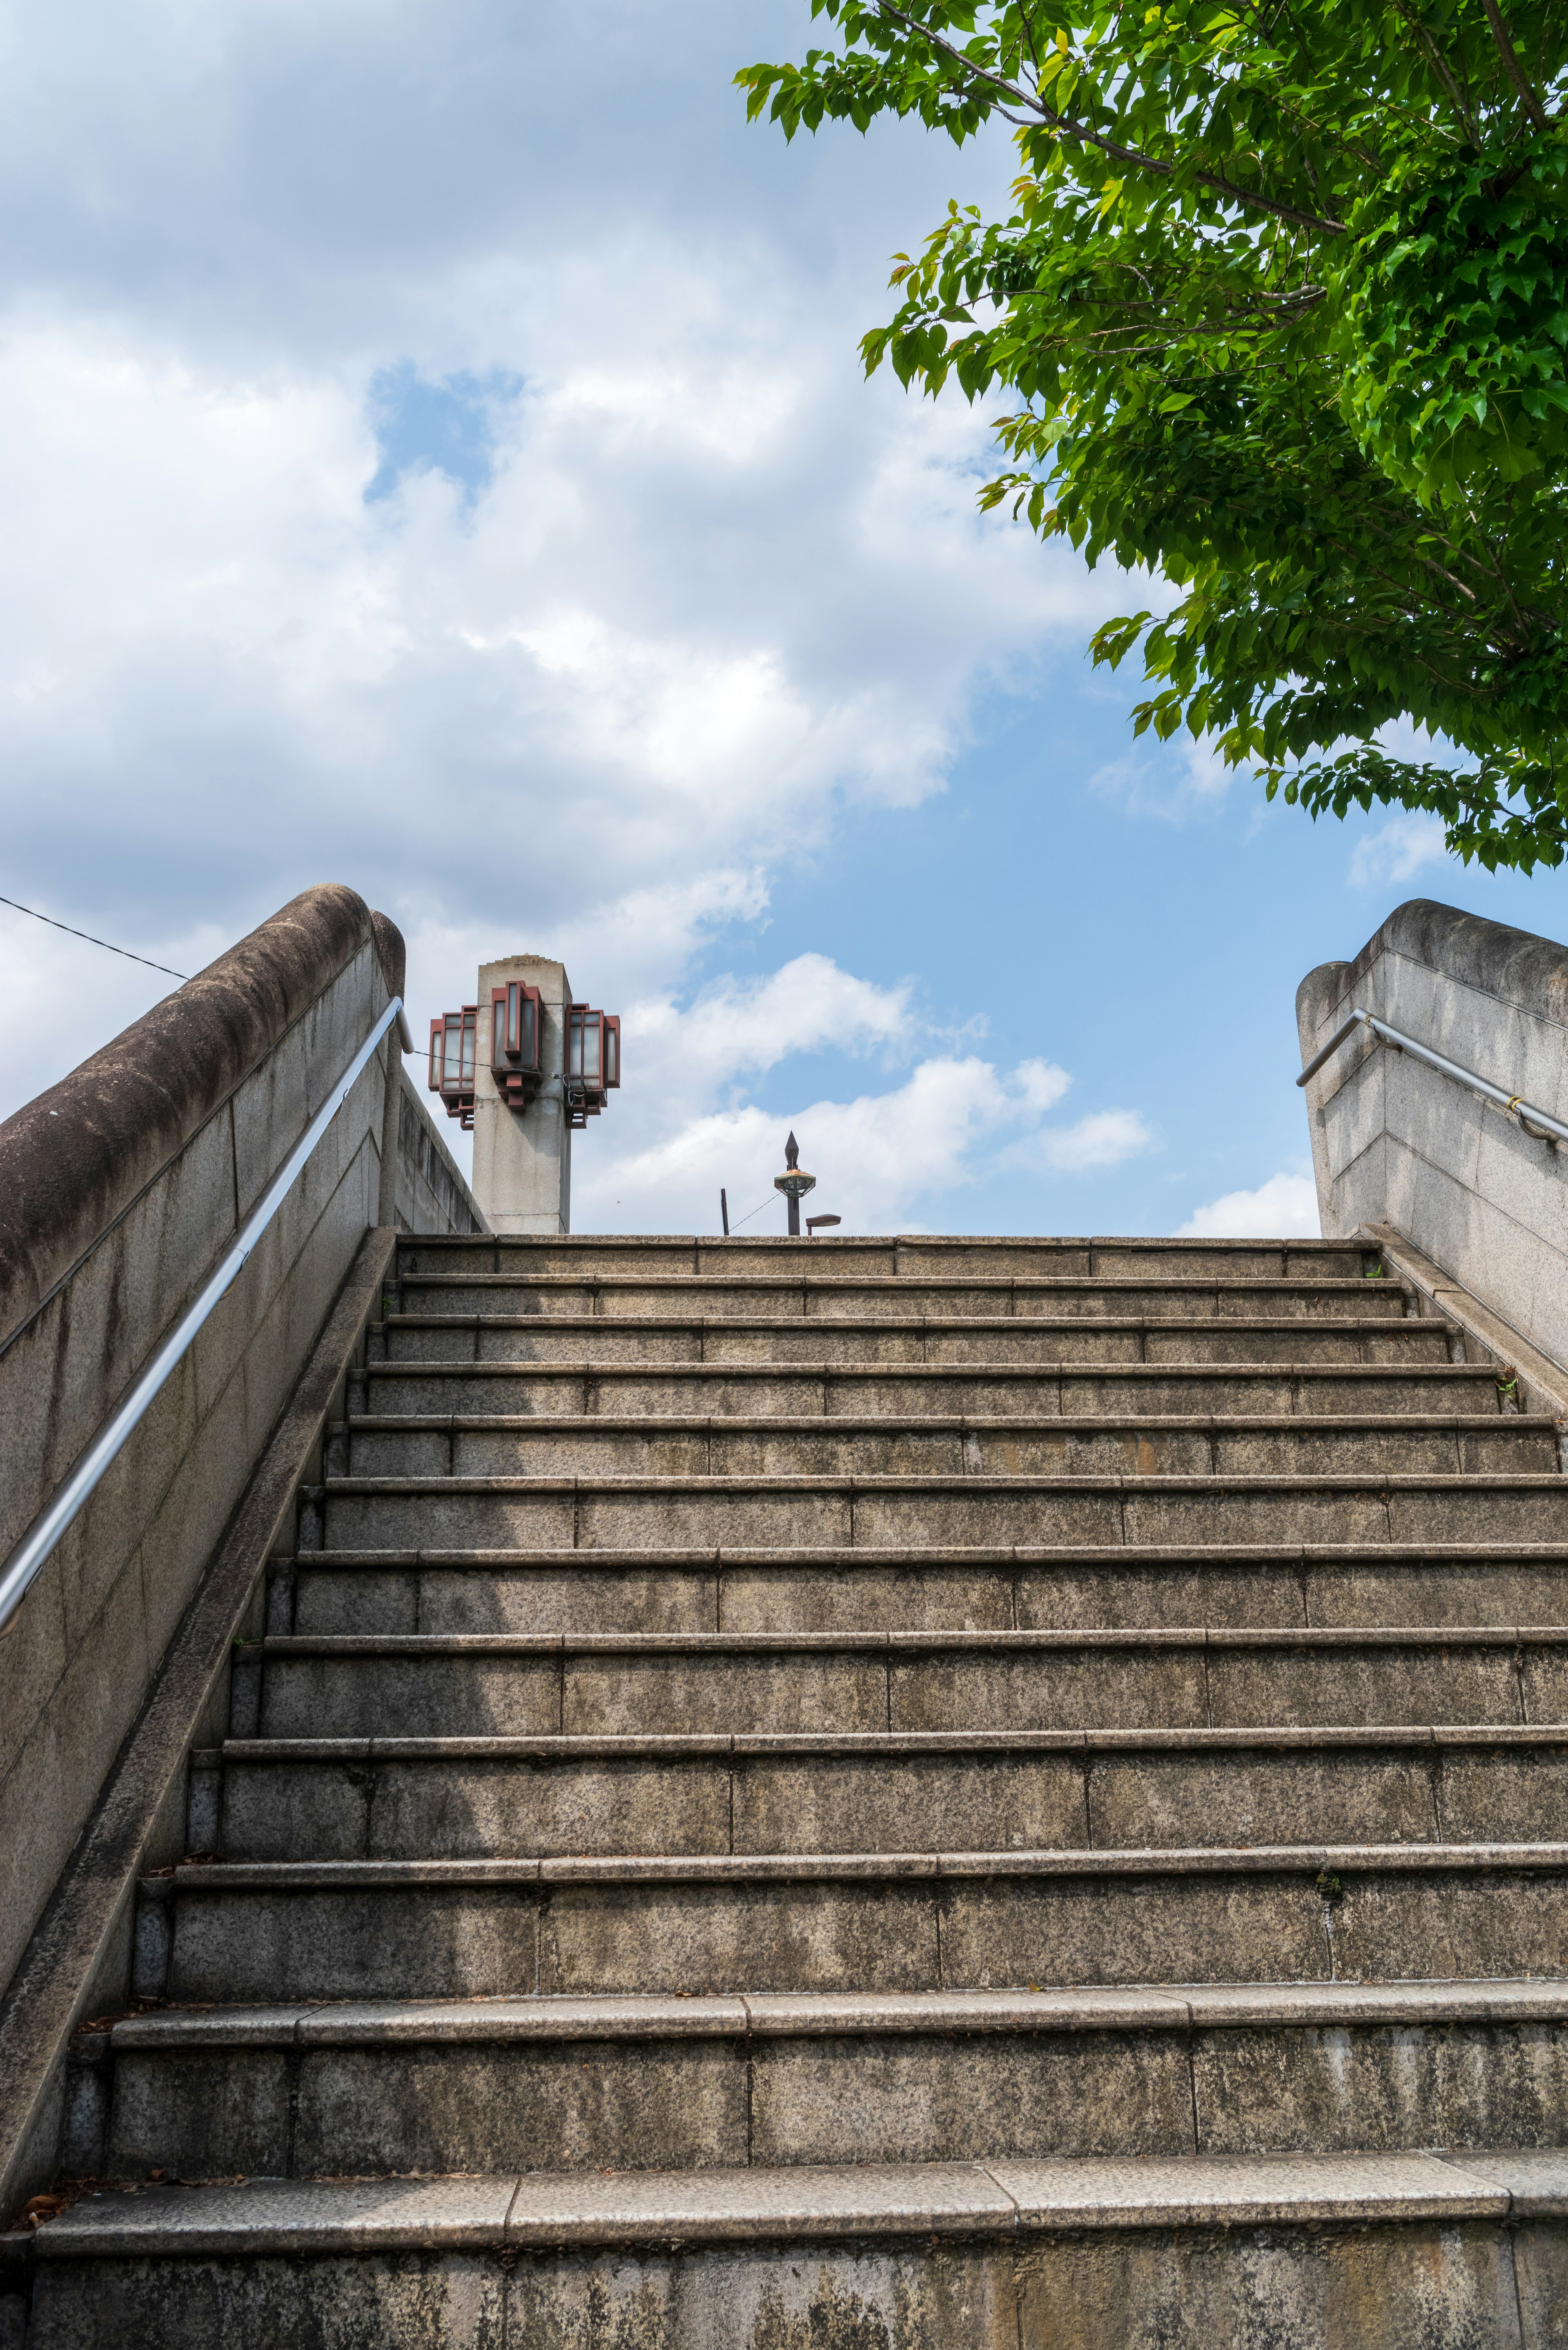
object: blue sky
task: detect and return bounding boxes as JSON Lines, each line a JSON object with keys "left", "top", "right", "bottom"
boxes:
{"left": 0, "top": 0, "right": 1563, "bottom": 1237}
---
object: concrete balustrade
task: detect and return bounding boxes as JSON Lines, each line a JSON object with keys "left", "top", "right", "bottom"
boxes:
{"left": 0, "top": 887, "right": 480, "bottom": 2000}
{"left": 1298, "top": 899, "right": 1568, "bottom": 1400}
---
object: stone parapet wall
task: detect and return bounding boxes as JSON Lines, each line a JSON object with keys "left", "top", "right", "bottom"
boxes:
{"left": 0, "top": 885, "right": 435, "bottom": 1999}
{"left": 396, "top": 1067, "right": 485, "bottom": 1237}
{"left": 1297, "top": 898, "right": 1568, "bottom": 1378}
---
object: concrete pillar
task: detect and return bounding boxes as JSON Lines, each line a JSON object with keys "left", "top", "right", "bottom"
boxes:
{"left": 471, "top": 954, "right": 574, "bottom": 1234}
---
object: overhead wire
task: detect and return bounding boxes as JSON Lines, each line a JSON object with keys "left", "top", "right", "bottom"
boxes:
{"left": 726, "top": 1193, "right": 779, "bottom": 1231}
{"left": 0, "top": 893, "right": 189, "bottom": 981}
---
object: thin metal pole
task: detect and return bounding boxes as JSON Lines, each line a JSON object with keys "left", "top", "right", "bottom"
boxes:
{"left": 0, "top": 994, "right": 404, "bottom": 1635}
{"left": 720, "top": 1188, "right": 729, "bottom": 1236}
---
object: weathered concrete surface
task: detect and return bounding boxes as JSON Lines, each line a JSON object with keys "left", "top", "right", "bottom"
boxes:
{"left": 1298, "top": 898, "right": 1568, "bottom": 1394}
{"left": 396, "top": 1067, "right": 485, "bottom": 1238}
{"left": 23, "top": 1224, "right": 1568, "bottom": 2330}
{"left": 0, "top": 1232, "right": 394, "bottom": 2225}
{"left": 21, "top": 2217, "right": 1568, "bottom": 2348}
{"left": 470, "top": 954, "right": 573, "bottom": 1236}
{"left": 0, "top": 890, "right": 398, "bottom": 2006}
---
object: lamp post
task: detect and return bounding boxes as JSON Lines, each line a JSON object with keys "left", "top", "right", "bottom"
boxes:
{"left": 773, "top": 1131, "right": 815, "bottom": 1237}
{"left": 429, "top": 955, "right": 622, "bottom": 1234}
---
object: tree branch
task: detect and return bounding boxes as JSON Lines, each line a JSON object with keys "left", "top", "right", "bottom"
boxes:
{"left": 1479, "top": 0, "right": 1551, "bottom": 130}
{"left": 1389, "top": 0, "right": 1483, "bottom": 146}
{"left": 866, "top": 0, "right": 1347, "bottom": 234}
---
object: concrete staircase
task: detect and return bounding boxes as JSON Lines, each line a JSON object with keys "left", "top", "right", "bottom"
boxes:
{"left": 28, "top": 1233, "right": 1568, "bottom": 2346}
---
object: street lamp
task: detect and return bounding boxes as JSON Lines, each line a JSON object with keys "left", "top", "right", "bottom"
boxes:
{"left": 490, "top": 980, "right": 544, "bottom": 1112}
{"left": 565, "top": 1004, "right": 621, "bottom": 1130}
{"left": 429, "top": 989, "right": 622, "bottom": 1132}
{"left": 428, "top": 1005, "right": 478, "bottom": 1129}
{"left": 773, "top": 1130, "right": 815, "bottom": 1237}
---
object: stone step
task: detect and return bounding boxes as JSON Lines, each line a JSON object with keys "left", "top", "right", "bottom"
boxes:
{"left": 394, "top": 1235, "right": 1376, "bottom": 1281}
{"left": 85, "top": 1982, "right": 1568, "bottom": 2182}
{"left": 133, "top": 1843, "right": 1568, "bottom": 2004}
{"left": 276, "top": 1543, "right": 1568, "bottom": 1637}
{"left": 392, "top": 1273, "right": 1409, "bottom": 1324}
{"left": 332, "top": 1413, "right": 1555, "bottom": 1483}
{"left": 243, "top": 1626, "right": 1566, "bottom": 1741}
{"left": 360, "top": 1358, "right": 1504, "bottom": 1418}
{"left": 304, "top": 1470, "right": 1568, "bottom": 1554}
{"left": 379, "top": 1311, "right": 1458, "bottom": 1367}
{"left": 29, "top": 2149, "right": 1567, "bottom": 2350}
{"left": 202, "top": 1723, "right": 1568, "bottom": 1862}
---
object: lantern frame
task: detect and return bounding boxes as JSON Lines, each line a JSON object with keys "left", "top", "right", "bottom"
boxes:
{"left": 490, "top": 981, "right": 544, "bottom": 1113}
{"left": 564, "top": 1002, "right": 621, "bottom": 1128}
{"left": 428, "top": 1005, "right": 479, "bottom": 1128}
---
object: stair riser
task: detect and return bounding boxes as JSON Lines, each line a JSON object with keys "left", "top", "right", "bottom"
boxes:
{"left": 286, "top": 1555, "right": 1568, "bottom": 1638}
{"left": 363, "top": 1370, "right": 1501, "bottom": 1418}
{"left": 383, "top": 1320, "right": 1455, "bottom": 1366}
{"left": 101, "top": 2020, "right": 1568, "bottom": 2178}
{"left": 27, "top": 2225, "right": 1555, "bottom": 2350}
{"left": 398, "top": 1283, "right": 1408, "bottom": 1323}
{"left": 341, "top": 1426, "right": 1551, "bottom": 1479}
{"left": 396, "top": 1242, "right": 1373, "bottom": 1280}
{"left": 212, "top": 1747, "right": 1568, "bottom": 1861}
{"left": 314, "top": 1484, "right": 1568, "bottom": 1552}
{"left": 151, "top": 1868, "right": 1568, "bottom": 2002}
{"left": 252, "top": 1645, "right": 1557, "bottom": 1740}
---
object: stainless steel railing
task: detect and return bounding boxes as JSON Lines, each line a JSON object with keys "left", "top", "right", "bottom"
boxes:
{"left": 0, "top": 994, "right": 405, "bottom": 1635}
{"left": 1297, "top": 1005, "right": 1568, "bottom": 1147}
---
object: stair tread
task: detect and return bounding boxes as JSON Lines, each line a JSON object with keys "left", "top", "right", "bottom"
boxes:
{"left": 143, "top": 1840, "right": 1568, "bottom": 1888}
{"left": 107, "top": 1976, "right": 1568, "bottom": 2050}
{"left": 215, "top": 1721, "right": 1568, "bottom": 1758}
{"left": 254, "top": 1624, "right": 1567, "bottom": 1651}
{"left": 341, "top": 1411, "right": 1546, "bottom": 1431}
{"left": 33, "top": 2149, "right": 1568, "bottom": 2258}
{"left": 281, "top": 1541, "right": 1568, "bottom": 1564}
{"left": 305, "top": 1468, "right": 1568, "bottom": 1489}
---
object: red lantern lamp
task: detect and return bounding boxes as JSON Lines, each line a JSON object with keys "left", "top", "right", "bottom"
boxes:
{"left": 428, "top": 1005, "right": 478, "bottom": 1128}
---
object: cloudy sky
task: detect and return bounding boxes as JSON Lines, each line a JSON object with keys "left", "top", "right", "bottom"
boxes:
{"left": 2, "top": 0, "right": 1564, "bottom": 1239}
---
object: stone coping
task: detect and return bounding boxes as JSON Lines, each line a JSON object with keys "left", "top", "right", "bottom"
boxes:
{"left": 1300, "top": 896, "right": 1568, "bottom": 1041}
{"left": 107, "top": 1976, "right": 1568, "bottom": 2051}
{"left": 0, "top": 885, "right": 401, "bottom": 1355}
{"left": 30, "top": 2148, "right": 1568, "bottom": 2256}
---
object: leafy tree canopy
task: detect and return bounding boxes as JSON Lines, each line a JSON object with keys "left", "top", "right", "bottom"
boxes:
{"left": 738, "top": 4, "right": 1568, "bottom": 870}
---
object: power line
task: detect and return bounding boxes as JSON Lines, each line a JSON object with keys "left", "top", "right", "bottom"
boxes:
{"left": 728, "top": 1193, "right": 778, "bottom": 1231}
{"left": 0, "top": 894, "right": 189, "bottom": 981}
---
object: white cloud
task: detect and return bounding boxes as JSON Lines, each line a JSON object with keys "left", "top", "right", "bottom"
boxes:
{"left": 1090, "top": 731, "right": 1237, "bottom": 825}
{"left": 1034, "top": 1109, "right": 1157, "bottom": 1171}
{"left": 575, "top": 1044, "right": 1145, "bottom": 1235}
{"left": 1178, "top": 1171, "right": 1320, "bottom": 1238}
{"left": 0, "top": 0, "right": 1180, "bottom": 1242}
{"left": 1348, "top": 812, "right": 1451, "bottom": 891}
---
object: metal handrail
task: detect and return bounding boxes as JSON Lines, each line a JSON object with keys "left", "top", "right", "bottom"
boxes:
{"left": 1296, "top": 1004, "right": 1568, "bottom": 1147}
{"left": 0, "top": 994, "right": 405, "bottom": 1636}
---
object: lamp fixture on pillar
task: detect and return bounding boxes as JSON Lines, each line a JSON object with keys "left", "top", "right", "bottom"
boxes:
{"left": 565, "top": 1003, "right": 621, "bottom": 1130}
{"left": 429, "top": 984, "right": 621, "bottom": 1135}
{"left": 428, "top": 1005, "right": 479, "bottom": 1129}
{"left": 773, "top": 1131, "right": 816, "bottom": 1237}
{"left": 490, "top": 979, "right": 545, "bottom": 1111}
